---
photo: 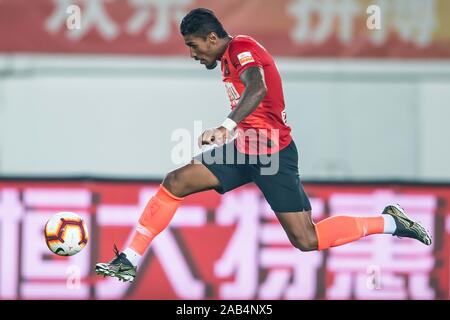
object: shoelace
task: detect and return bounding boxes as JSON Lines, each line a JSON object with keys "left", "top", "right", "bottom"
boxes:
{"left": 113, "top": 243, "right": 120, "bottom": 257}
{"left": 110, "top": 244, "right": 123, "bottom": 264}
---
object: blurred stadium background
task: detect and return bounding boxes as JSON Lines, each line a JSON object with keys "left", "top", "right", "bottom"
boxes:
{"left": 0, "top": 0, "right": 449, "bottom": 300}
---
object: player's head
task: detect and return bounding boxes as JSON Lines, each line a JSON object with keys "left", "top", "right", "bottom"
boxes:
{"left": 180, "top": 8, "right": 229, "bottom": 70}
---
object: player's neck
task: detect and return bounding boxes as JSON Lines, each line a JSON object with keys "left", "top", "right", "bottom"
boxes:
{"left": 216, "top": 35, "right": 233, "bottom": 61}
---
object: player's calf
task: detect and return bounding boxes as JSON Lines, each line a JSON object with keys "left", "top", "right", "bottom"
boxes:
{"left": 276, "top": 211, "right": 318, "bottom": 252}
{"left": 287, "top": 228, "right": 318, "bottom": 252}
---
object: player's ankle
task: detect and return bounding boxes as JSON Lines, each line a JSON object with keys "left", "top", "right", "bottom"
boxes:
{"left": 382, "top": 214, "right": 397, "bottom": 234}
{"left": 123, "top": 247, "right": 141, "bottom": 267}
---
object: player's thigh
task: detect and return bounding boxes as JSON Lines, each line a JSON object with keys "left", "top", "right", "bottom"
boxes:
{"left": 252, "top": 142, "right": 317, "bottom": 249}
{"left": 250, "top": 141, "right": 311, "bottom": 213}
{"left": 193, "top": 142, "right": 252, "bottom": 195}
{"left": 162, "top": 160, "right": 221, "bottom": 197}
{"left": 254, "top": 170, "right": 312, "bottom": 213}
{"left": 163, "top": 142, "right": 251, "bottom": 197}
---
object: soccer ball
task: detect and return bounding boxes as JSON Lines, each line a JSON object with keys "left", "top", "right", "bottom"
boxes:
{"left": 44, "top": 212, "right": 88, "bottom": 256}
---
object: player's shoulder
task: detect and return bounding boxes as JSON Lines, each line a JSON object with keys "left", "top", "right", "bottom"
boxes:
{"left": 227, "top": 35, "right": 271, "bottom": 66}
{"left": 229, "top": 35, "right": 265, "bottom": 52}
{"left": 230, "top": 35, "right": 259, "bottom": 47}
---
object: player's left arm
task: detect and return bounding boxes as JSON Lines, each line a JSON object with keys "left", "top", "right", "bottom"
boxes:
{"left": 227, "top": 66, "right": 267, "bottom": 124}
{"left": 199, "top": 66, "right": 267, "bottom": 147}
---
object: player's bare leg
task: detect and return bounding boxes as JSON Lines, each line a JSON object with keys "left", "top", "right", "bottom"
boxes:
{"left": 95, "top": 160, "right": 221, "bottom": 282}
{"left": 276, "top": 204, "right": 432, "bottom": 252}
{"left": 161, "top": 159, "right": 221, "bottom": 197}
{"left": 275, "top": 211, "right": 318, "bottom": 251}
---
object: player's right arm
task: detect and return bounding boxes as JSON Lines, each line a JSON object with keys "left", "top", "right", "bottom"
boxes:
{"left": 226, "top": 66, "right": 267, "bottom": 124}
{"left": 199, "top": 66, "right": 267, "bottom": 147}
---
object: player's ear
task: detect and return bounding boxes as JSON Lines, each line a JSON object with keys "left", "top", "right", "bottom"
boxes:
{"left": 207, "top": 32, "right": 218, "bottom": 43}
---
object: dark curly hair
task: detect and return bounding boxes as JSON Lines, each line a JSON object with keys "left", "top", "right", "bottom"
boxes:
{"left": 180, "top": 8, "right": 228, "bottom": 39}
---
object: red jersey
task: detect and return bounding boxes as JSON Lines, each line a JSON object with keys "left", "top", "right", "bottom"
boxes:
{"left": 221, "top": 35, "right": 292, "bottom": 155}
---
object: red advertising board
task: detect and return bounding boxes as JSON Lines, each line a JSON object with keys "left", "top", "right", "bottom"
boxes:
{"left": 0, "top": 179, "right": 449, "bottom": 300}
{"left": 1, "top": 0, "right": 450, "bottom": 58}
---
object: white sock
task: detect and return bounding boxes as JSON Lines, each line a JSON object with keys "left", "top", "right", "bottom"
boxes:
{"left": 382, "top": 215, "right": 397, "bottom": 234}
{"left": 123, "top": 248, "right": 142, "bottom": 267}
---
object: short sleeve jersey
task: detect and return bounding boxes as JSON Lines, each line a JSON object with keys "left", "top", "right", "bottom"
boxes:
{"left": 221, "top": 35, "right": 292, "bottom": 155}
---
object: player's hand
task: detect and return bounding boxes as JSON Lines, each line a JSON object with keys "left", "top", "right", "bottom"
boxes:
{"left": 198, "top": 126, "right": 230, "bottom": 147}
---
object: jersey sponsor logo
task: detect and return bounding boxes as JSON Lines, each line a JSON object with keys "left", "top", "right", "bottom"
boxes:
{"left": 223, "top": 59, "right": 230, "bottom": 76}
{"left": 281, "top": 110, "right": 287, "bottom": 124}
{"left": 237, "top": 51, "right": 255, "bottom": 66}
{"left": 224, "top": 81, "right": 240, "bottom": 106}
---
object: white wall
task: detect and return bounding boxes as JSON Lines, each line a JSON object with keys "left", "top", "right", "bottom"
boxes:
{"left": 0, "top": 55, "right": 449, "bottom": 181}
{"left": 419, "top": 83, "right": 450, "bottom": 180}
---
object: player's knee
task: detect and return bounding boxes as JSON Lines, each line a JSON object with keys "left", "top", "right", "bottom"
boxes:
{"left": 290, "top": 231, "right": 318, "bottom": 252}
{"left": 162, "top": 170, "right": 186, "bottom": 197}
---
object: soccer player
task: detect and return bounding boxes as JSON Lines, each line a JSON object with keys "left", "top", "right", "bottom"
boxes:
{"left": 95, "top": 8, "right": 432, "bottom": 282}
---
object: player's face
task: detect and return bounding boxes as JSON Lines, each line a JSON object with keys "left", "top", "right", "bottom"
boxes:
{"left": 183, "top": 34, "right": 218, "bottom": 70}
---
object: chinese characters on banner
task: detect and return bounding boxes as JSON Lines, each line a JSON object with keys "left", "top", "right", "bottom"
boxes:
{"left": 0, "top": 180, "right": 449, "bottom": 300}
{"left": 0, "top": 0, "right": 449, "bottom": 57}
